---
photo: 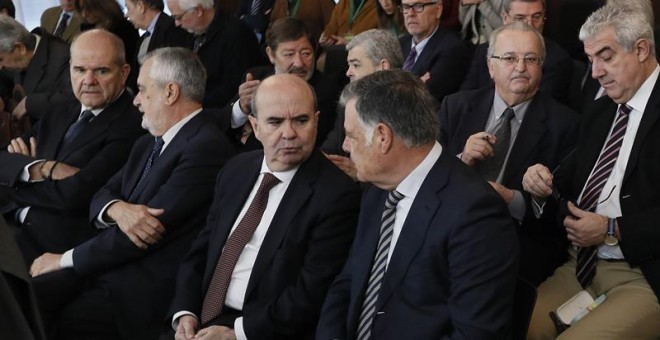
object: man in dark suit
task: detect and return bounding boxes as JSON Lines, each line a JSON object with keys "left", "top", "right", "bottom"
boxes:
{"left": 219, "top": 17, "right": 341, "bottom": 149}
{"left": 29, "top": 47, "right": 236, "bottom": 340}
{"left": 167, "top": 0, "right": 266, "bottom": 108}
{"left": 124, "top": 0, "right": 192, "bottom": 64}
{"left": 40, "top": 0, "right": 82, "bottom": 44}
{"left": 460, "top": 0, "right": 574, "bottom": 106}
{"left": 399, "top": 0, "right": 470, "bottom": 104}
{"left": 169, "top": 74, "right": 360, "bottom": 340}
{"left": 0, "top": 29, "right": 144, "bottom": 264}
{"left": 0, "top": 16, "right": 74, "bottom": 121}
{"left": 523, "top": 4, "right": 660, "bottom": 338}
{"left": 238, "top": 0, "right": 275, "bottom": 43}
{"left": 0, "top": 215, "right": 45, "bottom": 340}
{"left": 439, "top": 21, "right": 578, "bottom": 285}
{"left": 317, "top": 70, "right": 518, "bottom": 339}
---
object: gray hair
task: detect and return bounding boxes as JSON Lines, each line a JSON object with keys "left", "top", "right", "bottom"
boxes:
{"left": 487, "top": 21, "right": 546, "bottom": 60}
{"left": 343, "top": 70, "right": 439, "bottom": 148}
{"left": 606, "top": 0, "right": 653, "bottom": 25}
{"left": 580, "top": 3, "right": 655, "bottom": 56}
{"left": 143, "top": 47, "right": 207, "bottom": 103}
{"left": 177, "top": 0, "right": 214, "bottom": 10}
{"left": 0, "top": 14, "right": 35, "bottom": 53}
{"left": 346, "top": 29, "right": 404, "bottom": 69}
{"left": 71, "top": 29, "right": 127, "bottom": 66}
{"left": 503, "top": 0, "right": 546, "bottom": 13}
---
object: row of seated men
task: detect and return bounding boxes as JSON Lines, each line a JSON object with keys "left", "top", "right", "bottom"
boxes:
{"left": 2, "top": 1, "right": 660, "bottom": 340}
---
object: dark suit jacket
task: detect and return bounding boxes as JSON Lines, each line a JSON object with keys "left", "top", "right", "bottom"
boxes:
{"left": 552, "top": 77, "right": 660, "bottom": 301}
{"left": 135, "top": 12, "right": 192, "bottom": 64}
{"left": 438, "top": 88, "right": 579, "bottom": 285}
{"left": 195, "top": 11, "right": 266, "bottom": 108}
{"left": 0, "top": 91, "right": 144, "bottom": 260}
{"left": 0, "top": 216, "right": 46, "bottom": 340}
{"left": 238, "top": 0, "right": 276, "bottom": 38}
{"left": 19, "top": 29, "right": 74, "bottom": 120}
{"left": 400, "top": 28, "right": 470, "bottom": 104}
{"left": 212, "top": 66, "right": 341, "bottom": 149}
{"left": 169, "top": 149, "right": 361, "bottom": 339}
{"left": 460, "top": 38, "right": 574, "bottom": 106}
{"left": 316, "top": 150, "right": 518, "bottom": 339}
{"left": 40, "top": 6, "right": 82, "bottom": 44}
{"left": 40, "top": 112, "right": 236, "bottom": 340}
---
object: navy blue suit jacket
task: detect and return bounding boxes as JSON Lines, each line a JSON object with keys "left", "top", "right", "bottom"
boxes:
{"left": 169, "top": 149, "right": 360, "bottom": 339}
{"left": 438, "top": 88, "right": 579, "bottom": 285}
{"left": 317, "top": 150, "right": 518, "bottom": 339}
{"left": 399, "top": 28, "right": 470, "bottom": 104}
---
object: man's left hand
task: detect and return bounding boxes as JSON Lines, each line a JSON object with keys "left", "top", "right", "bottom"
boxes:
{"left": 7, "top": 136, "right": 37, "bottom": 157}
{"left": 193, "top": 326, "right": 236, "bottom": 340}
{"left": 564, "top": 202, "right": 607, "bottom": 247}
{"left": 30, "top": 253, "right": 63, "bottom": 277}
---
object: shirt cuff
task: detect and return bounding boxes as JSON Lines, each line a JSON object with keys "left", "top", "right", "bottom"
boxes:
{"left": 532, "top": 197, "right": 546, "bottom": 218}
{"left": 231, "top": 101, "right": 249, "bottom": 129}
{"left": 95, "top": 199, "right": 121, "bottom": 229}
{"left": 508, "top": 190, "right": 526, "bottom": 221}
{"left": 234, "top": 317, "right": 247, "bottom": 340}
{"left": 21, "top": 159, "right": 46, "bottom": 182}
{"left": 60, "top": 248, "right": 74, "bottom": 268}
{"left": 172, "top": 311, "right": 198, "bottom": 331}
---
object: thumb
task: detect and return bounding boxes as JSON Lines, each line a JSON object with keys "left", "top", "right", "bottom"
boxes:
{"left": 245, "top": 72, "right": 253, "bottom": 82}
{"left": 147, "top": 207, "right": 165, "bottom": 216}
{"left": 566, "top": 201, "right": 585, "bottom": 217}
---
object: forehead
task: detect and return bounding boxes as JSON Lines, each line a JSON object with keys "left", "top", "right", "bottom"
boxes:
{"left": 493, "top": 30, "right": 542, "bottom": 54}
{"left": 348, "top": 45, "right": 369, "bottom": 60}
{"left": 583, "top": 28, "right": 620, "bottom": 56}
{"left": 508, "top": 1, "right": 544, "bottom": 14}
{"left": 275, "top": 36, "right": 313, "bottom": 51}
{"left": 71, "top": 41, "right": 118, "bottom": 66}
{"left": 256, "top": 86, "right": 315, "bottom": 117}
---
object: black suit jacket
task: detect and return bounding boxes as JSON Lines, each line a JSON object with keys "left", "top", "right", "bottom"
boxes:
{"left": 317, "top": 150, "right": 518, "bottom": 339}
{"left": 134, "top": 12, "right": 192, "bottom": 66}
{"left": 552, "top": 77, "right": 660, "bottom": 300}
{"left": 460, "top": 38, "right": 574, "bottom": 106}
{"left": 211, "top": 66, "right": 341, "bottom": 149}
{"left": 195, "top": 11, "right": 266, "bottom": 108}
{"left": 169, "top": 149, "right": 360, "bottom": 339}
{"left": 39, "top": 112, "right": 236, "bottom": 340}
{"left": 438, "top": 88, "right": 579, "bottom": 285}
{"left": 399, "top": 28, "right": 470, "bottom": 104}
{"left": 19, "top": 29, "right": 74, "bottom": 120}
{"left": 0, "top": 91, "right": 144, "bottom": 260}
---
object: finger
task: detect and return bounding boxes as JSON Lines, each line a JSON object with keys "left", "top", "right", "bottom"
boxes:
{"left": 147, "top": 207, "right": 165, "bottom": 216}
{"left": 566, "top": 201, "right": 584, "bottom": 217}
{"left": 128, "top": 232, "right": 148, "bottom": 249}
{"left": 245, "top": 72, "right": 253, "bottom": 82}
{"left": 7, "top": 143, "right": 14, "bottom": 153}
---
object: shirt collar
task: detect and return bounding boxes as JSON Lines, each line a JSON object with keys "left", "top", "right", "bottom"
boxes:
{"left": 492, "top": 91, "right": 532, "bottom": 123}
{"left": 145, "top": 12, "right": 160, "bottom": 35}
{"left": 626, "top": 64, "right": 660, "bottom": 115}
{"left": 260, "top": 158, "right": 299, "bottom": 186}
{"left": 396, "top": 142, "right": 442, "bottom": 200}
{"left": 160, "top": 108, "right": 202, "bottom": 149}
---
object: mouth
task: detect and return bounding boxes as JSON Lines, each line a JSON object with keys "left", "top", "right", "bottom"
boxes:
{"left": 599, "top": 79, "right": 615, "bottom": 88}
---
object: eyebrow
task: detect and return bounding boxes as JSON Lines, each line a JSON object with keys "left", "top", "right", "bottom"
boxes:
{"left": 592, "top": 46, "right": 613, "bottom": 58}
{"left": 348, "top": 58, "right": 360, "bottom": 63}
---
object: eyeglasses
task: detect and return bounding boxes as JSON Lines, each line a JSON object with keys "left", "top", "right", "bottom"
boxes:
{"left": 171, "top": 7, "right": 194, "bottom": 21}
{"left": 510, "top": 13, "right": 546, "bottom": 24}
{"left": 399, "top": 2, "right": 437, "bottom": 14}
{"left": 490, "top": 55, "right": 544, "bottom": 66}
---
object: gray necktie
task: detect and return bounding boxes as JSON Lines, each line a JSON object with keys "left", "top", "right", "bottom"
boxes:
{"left": 478, "top": 107, "right": 515, "bottom": 181}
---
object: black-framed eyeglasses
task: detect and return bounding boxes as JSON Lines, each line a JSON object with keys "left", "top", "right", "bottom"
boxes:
{"left": 490, "top": 55, "right": 544, "bottom": 66}
{"left": 171, "top": 7, "right": 194, "bottom": 21}
{"left": 399, "top": 2, "right": 438, "bottom": 14}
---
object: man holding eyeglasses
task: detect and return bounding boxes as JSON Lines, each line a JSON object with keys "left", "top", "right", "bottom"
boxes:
{"left": 439, "top": 21, "right": 579, "bottom": 286}
{"left": 399, "top": 0, "right": 470, "bottom": 104}
{"left": 523, "top": 3, "right": 660, "bottom": 338}
{"left": 461, "top": 0, "right": 574, "bottom": 106}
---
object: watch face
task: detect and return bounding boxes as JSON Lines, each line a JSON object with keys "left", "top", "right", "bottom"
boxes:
{"left": 604, "top": 235, "right": 619, "bottom": 246}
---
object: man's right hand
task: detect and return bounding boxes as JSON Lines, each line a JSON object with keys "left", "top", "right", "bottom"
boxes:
{"left": 461, "top": 132, "right": 495, "bottom": 166}
{"left": 106, "top": 201, "right": 165, "bottom": 249}
{"left": 522, "top": 163, "right": 554, "bottom": 199}
{"left": 175, "top": 315, "right": 199, "bottom": 340}
{"left": 238, "top": 73, "right": 260, "bottom": 114}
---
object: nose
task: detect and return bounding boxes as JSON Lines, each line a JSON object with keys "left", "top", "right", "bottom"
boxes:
{"left": 292, "top": 52, "right": 303, "bottom": 67}
{"left": 346, "top": 66, "right": 354, "bottom": 79}
{"left": 590, "top": 59, "right": 605, "bottom": 79}
{"left": 133, "top": 93, "right": 141, "bottom": 107}
{"left": 342, "top": 137, "right": 351, "bottom": 154}
{"left": 281, "top": 120, "right": 297, "bottom": 139}
{"left": 82, "top": 71, "right": 97, "bottom": 86}
{"left": 514, "top": 57, "right": 527, "bottom": 72}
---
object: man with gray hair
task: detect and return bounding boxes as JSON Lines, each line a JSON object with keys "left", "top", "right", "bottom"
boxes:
{"left": 166, "top": 0, "right": 264, "bottom": 108}
{"left": 322, "top": 29, "right": 403, "bottom": 178}
{"left": 317, "top": 70, "right": 517, "bottom": 339}
{"left": 523, "top": 3, "right": 660, "bottom": 338}
{"left": 439, "top": 21, "right": 578, "bottom": 286}
{"left": 0, "top": 14, "right": 73, "bottom": 121}
{"left": 29, "top": 47, "right": 236, "bottom": 339}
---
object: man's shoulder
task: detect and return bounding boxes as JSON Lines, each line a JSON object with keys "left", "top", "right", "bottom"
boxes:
{"left": 41, "top": 6, "right": 62, "bottom": 20}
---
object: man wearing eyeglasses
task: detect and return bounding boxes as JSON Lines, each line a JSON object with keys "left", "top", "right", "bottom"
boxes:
{"left": 460, "top": 0, "right": 574, "bottom": 106}
{"left": 439, "top": 21, "right": 579, "bottom": 286}
{"left": 399, "top": 0, "right": 470, "bottom": 104}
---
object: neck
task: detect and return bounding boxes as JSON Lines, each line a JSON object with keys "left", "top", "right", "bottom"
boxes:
{"left": 496, "top": 88, "right": 536, "bottom": 107}
{"left": 376, "top": 142, "right": 434, "bottom": 191}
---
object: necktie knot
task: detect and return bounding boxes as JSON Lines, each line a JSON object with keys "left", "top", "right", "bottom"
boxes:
{"left": 258, "top": 173, "right": 280, "bottom": 193}
{"left": 142, "top": 30, "right": 151, "bottom": 39}
{"left": 619, "top": 104, "right": 632, "bottom": 116}
{"left": 385, "top": 190, "right": 405, "bottom": 209}
{"left": 80, "top": 110, "right": 94, "bottom": 123}
{"left": 502, "top": 107, "right": 515, "bottom": 122}
{"left": 153, "top": 136, "right": 164, "bottom": 151}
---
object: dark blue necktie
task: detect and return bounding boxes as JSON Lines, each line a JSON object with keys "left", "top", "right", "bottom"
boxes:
{"left": 62, "top": 110, "right": 94, "bottom": 146}
{"left": 128, "top": 137, "right": 164, "bottom": 202}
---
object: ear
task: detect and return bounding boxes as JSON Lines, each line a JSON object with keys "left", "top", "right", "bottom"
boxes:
{"left": 14, "top": 42, "right": 28, "bottom": 55}
{"left": 435, "top": 2, "right": 443, "bottom": 20}
{"left": 120, "top": 63, "right": 131, "bottom": 83}
{"left": 248, "top": 114, "right": 259, "bottom": 137}
{"left": 501, "top": 11, "right": 511, "bottom": 24}
{"left": 375, "top": 123, "right": 394, "bottom": 154}
{"left": 164, "top": 82, "right": 180, "bottom": 105}
{"left": 636, "top": 38, "right": 652, "bottom": 62}
{"left": 379, "top": 59, "right": 391, "bottom": 71}
{"left": 266, "top": 46, "right": 276, "bottom": 64}
{"left": 487, "top": 57, "right": 495, "bottom": 80}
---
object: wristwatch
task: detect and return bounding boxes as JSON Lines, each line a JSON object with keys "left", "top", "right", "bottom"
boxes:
{"left": 604, "top": 218, "right": 619, "bottom": 246}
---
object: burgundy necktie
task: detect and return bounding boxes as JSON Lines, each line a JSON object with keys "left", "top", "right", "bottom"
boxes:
{"left": 576, "top": 104, "right": 631, "bottom": 288}
{"left": 200, "top": 173, "right": 280, "bottom": 324}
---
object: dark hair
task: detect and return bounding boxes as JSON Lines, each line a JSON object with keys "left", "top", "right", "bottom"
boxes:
{"left": 75, "top": 0, "right": 125, "bottom": 26}
{"left": 127, "top": 0, "right": 165, "bottom": 11}
{"left": 266, "top": 17, "right": 316, "bottom": 52}
{"left": 376, "top": 0, "right": 404, "bottom": 35}
{"left": 0, "top": 0, "right": 15, "bottom": 18}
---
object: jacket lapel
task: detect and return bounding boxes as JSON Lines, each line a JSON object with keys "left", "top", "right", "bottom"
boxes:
{"left": 624, "top": 77, "right": 660, "bottom": 182}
